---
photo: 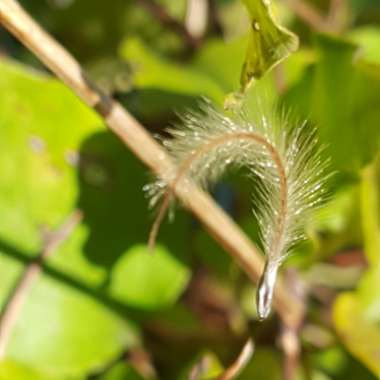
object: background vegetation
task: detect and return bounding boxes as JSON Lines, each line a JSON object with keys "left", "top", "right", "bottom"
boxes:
{"left": 0, "top": 0, "right": 380, "bottom": 379}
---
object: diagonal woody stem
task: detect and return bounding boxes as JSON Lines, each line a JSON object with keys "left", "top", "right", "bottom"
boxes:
{"left": 0, "top": 0, "right": 304, "bottom": 327}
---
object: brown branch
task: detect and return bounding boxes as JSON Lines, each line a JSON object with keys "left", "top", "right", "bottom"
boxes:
{"left": 0, "top": 0, "right": 304, "bottom": 327}
{"left": 0, "top": 210, "right": 82, "bottom": 357}
{"left": 136, "top": 0, "right": 201, "bottom": 50}
{"left": 325, "top": 0, "right": 348, "bottom": 33}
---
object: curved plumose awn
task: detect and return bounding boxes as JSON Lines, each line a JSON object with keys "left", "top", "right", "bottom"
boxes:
{"left": 144, "top": 99, "right": 331, "bottom": 320}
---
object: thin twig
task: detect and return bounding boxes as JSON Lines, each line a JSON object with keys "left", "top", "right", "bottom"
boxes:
{"left": 127, "top": 348, "right": 158, "bottom": 379}
{"left": 188, "top": 355, "right": 210, "bottom": 380}
{"left": 136, "top": 0, "right": 201, "bottom": 50}
{"left": 325, "top": 0, "right": 348, "bottom": 33}
{"left": 188, "top": 340, "right": 254, "bottom": 380}
{"left": 0, "top": 0, "right": 304, "bottom": 327}
{"left": 216, "top": 339, "right": 254, "bottom": 380}
{"left": 0, "top": 210, "right": 83, "bottom": 357}
{"left": 279, "top": 269, "right": 306, "bottom": 380}
{"left": 281, "top": 325, "right": 301, "bottom": 380}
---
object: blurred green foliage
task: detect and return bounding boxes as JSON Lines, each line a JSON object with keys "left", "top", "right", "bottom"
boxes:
{"left": 0, "top": 0, "right": 380, "bottom": 379}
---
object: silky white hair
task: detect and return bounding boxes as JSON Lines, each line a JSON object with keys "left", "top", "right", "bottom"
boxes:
{"left": 145, "top": 99, "right": 331, "bottom": 319}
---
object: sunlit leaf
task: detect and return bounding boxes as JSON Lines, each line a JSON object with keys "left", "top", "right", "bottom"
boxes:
{"left": 0, "top": 59, "right": 140, "bottom": 377}
{"left": 120, "top": 38, "right": 225, "bottom": 103}
{"left": 360, "top": 157, "right": 380, "bottom": 266}
{"left": 333, "top": 293, "right": 380, "bottom": 377}
{"left": 0, "top": 360, "right": 54, "bottom": 380}
{"left": 283, "top": 34, "right": 380, "bottom": 172}
{"left": 110, "top": 245, "right": 190, "bottom": 310}
{"left": 4, "top": 266, "right": 138, "bottom": 378}
{"left": 350, "top": 27, "right": 380, "bottom": 65}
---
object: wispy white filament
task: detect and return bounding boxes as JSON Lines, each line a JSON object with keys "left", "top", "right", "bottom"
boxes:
{"left": 145, "top": 99, "right": 330, "bottom": 320}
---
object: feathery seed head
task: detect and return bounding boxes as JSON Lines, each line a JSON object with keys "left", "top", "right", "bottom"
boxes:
{"left": 146, "top": 99, "right": 331, "bottom": 319}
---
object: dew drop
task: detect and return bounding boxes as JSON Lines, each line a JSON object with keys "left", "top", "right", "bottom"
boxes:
{"left": 256, "top": 261, "right": 279, "bottom": 320}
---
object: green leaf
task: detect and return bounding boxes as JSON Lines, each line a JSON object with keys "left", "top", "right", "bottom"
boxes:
{"left": 120, "top": 38, "right": 225, "bottom": 103}
{"left": 98, "top": 363, "right": 145, "bottom": 380}
{"left": 333, "top": 293, "right": 380, "bottom": 377}
{"left": 239, "top": 0, "right": 299, "bottom": 91}
{"left": 0, "top": 59, "right": 140, "bottom": 377}
{"left": 333, "top": 186, "right": 380, "bottom": 377}
{"left": 350, "top": 27, "right": 380, "bottom": 65}
{"left": 238, "top": 348, "right": 282, "bottom": 380}
{"left": 360, "top": 158, "right": 380, "bottom": 266}
{"left": 0, "top": 360, "right": 54, "bottom": 380}
{"left": 120, "top": 35, "right": 302, "bottom": 114}
{"left": 283, "top": 34, "right": 380, "bottom": 172}
{"left": 0, "top": 59, "right": 102, "bottom": 253}
{"left": 190, "top": 38, "right": 247, "bottom": 93}
{"left": 179, "top": 351, "right": 224, "bottom": 380}
{"left": 110, "top": 245, "right": 190, "bottom": 310}
{"left": 3, "top": 268, "right": 138, "bottom": 378}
